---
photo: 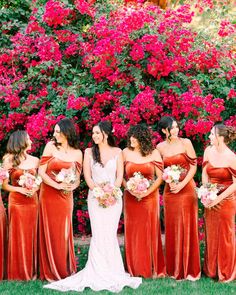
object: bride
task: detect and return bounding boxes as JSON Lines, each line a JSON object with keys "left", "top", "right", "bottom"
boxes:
{"left": 44, "top": 121, "right": 142, "bottom": 292}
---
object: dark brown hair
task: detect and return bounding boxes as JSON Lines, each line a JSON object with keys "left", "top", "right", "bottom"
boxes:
{"left": 127, "top": 124, "right": 154, "bottom": 156}
{"left": 92, "top": 121, "right": 116, "bottom": 165}
{"left": 158, "top": 116, "right": 177, "bottom": 140}
{"left": 6, "top": 130, "right": 28, "bottom": 167}
{"left": 54, "top": 118, "right": 80, "bottom": 149}
{"left": 214, "top": 123, "right": 236, "bottom": 144}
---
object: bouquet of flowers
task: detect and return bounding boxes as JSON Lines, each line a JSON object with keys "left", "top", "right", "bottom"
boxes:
{"left": 92, "top": 182, "right": 122, "bottom": 208}
{"left": 0, "top": 165, "right": 9, "bottom": 186}
{"left": 54, "top": 167, "right": 77, "bottom": 184}
{"left": 126, "top": 172, "right": 151, "bottom": 195}
{"left": 53, "top": 167, "right": 77, "bottom": 194}
{"left": 196, "top": 183, "right": 223, "bottom": 206}
{"left": 162, "top": 165, "right": 186, "bottom": 184}
{"left": 18, "top": 171, "right": 42, "bottom": 196}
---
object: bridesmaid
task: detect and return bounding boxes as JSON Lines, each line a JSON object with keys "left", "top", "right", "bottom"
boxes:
{"left": 202, "top": 123, "right": 236, "bottom": 282}
{"left": 156, "top": 116, "right": 200, "bottom": 280}
{"left": 0, "top": 191, "right": 7, "bottom": 280}
{"left": 2, "top": 131, "right": 39, "bottom": 280}
{"left": 123, "top": 124, "right": 166, "bottom": 278}
{"left": 39, "top": 118, "right": 82, "bottom": 281}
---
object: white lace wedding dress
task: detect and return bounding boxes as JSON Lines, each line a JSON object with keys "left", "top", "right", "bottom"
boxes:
{"left": 44, "top": 155, "right": 142, "bottom": 293}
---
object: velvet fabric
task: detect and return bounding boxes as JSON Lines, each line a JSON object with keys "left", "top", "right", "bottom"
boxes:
{"left": 7, "top": 168, "right": 38, "bottom": 280}
{"left": 0, "top": 193, "right": 7, "bottom": 280}
{"left": 203, "top": 161, "right": 236, "bottom": 282}
{"left": 124, "top": 161, "right": 166, "bottom": 278}
{"left": 163, "top": 153, "right": 201, "bottom": 280}
{"left": 39, "top": 156, "right": 81, "bottom": 282}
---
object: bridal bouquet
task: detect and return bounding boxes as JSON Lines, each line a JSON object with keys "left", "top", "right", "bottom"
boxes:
{"left": 18, "top": 171, "right": 42, "bottom": 196}
{"left": 162, "top": 165, "right": 186, "bottom": 184}
{"left": 92, "top": 182, "right": 122, "bottom": 208}
{"left": 53, "top": 167, "right": 77, "bottom": 194}
{"left": 0, "top": 165, "right": 9, "bottom": 186}
{"left": 196, "top": 183, "right": 223, "bottom": 206}
{"left": 126, "top": 172, "right": 151, "bottom": 195}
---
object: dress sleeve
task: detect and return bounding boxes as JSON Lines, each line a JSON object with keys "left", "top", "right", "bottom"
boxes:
{"left": 39, "top": 156, "right": 53, "bottom": 166}
{"left": 75, "top": 162, "right": 82, "bottom": 174}
{"left": 183, "top": 154, "right": 197, "bottom": 166}
{"left": 202, "top": 161, "right": 209, "bottom": 168}
{"left": 228, "top": 167, "right": 236, "bottom": 178}
{"left": 152, "top": 161, "right": 164, "bottom": 172}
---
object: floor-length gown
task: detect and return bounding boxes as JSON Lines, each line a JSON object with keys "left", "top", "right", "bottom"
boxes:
{"left": 124, "top": 161, "right": 166, "bottom": 278}
{"left": 163, "top": 153, "right": 200, "bottom": 280}
{"left": 0, "top": 193, "right": 7, "bottom": 280}
{"left": 44, "top": 155, "right": 142, "bottom": 292}
{"left": 203, "top": 161, "right": 236, "bottom": 282}
{"left": 8, "top": 168, "right": 38, "bottom": 280}
{"left": 39, "top": 156, "right": 80, "bottom": 281}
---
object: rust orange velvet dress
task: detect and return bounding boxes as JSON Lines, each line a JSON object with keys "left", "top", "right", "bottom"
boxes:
{"left": 163, "top": 153, "right": 200, "bottom": 280}
{"left": 8, "top": 168, "right": 38, "bottom": 280}
{"left": 203, "top": 162, "right": 236, "bottom": 282}
{"left": 0, "top": 192, "right": 7, "bottom": 280}
{"left": 39, "top": 156, "right": 81, "bottom": 282}
{"left": 124, "top": 161, "right": 166, "bottom": 278}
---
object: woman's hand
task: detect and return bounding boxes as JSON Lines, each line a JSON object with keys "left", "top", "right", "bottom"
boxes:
{"left": 127, "top": 189, "right": 148, "bottom": 201}
{"left": 169, "top": 182, "right": 184, "bottom": 194}
{"left": 58, "top": 182, "right": 73, "bottom": 192}
{"left": 204, "top": 198, "right": 221, "bottom": 209}
{"left": 16, "top": 187, "right": 34, "bottom": 197}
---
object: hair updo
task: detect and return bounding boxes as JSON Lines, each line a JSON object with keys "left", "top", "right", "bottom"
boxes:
{"left": 214, "top": 123, "right": 236, "bottom": 145}
{"left": 92, "top": 121, "right": 116, "bottom": 165}
{"left": 127, "top": 124, "right": 154, "bottom": 156}
{"left": 158, "top": 116, "right": 176, "bottom": 139}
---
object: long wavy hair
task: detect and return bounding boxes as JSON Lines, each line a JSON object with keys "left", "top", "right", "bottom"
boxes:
{"left": 214, "top": 123, "right": 236, "bottom": 145}
{"left": 158, "top": 116, "right": 177, "bottom": 140}
{"left": 54, "top": 118, "right": 80, "bottom": 149}
{"left": 92, "top": 121, "right": 116, "bottom": 166}
{"left": 6, "top": 130, "right": 29, "bottom": 167}
{"left": 127, "top": 124, "right": 154, "bottom": 156}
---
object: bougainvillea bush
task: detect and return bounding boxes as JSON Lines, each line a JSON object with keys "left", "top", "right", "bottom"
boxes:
{"left": 0, "top": 0, "right": 235, "bottom": 236}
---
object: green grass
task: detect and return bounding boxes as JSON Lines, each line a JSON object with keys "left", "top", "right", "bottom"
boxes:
{"left": 0, "top": 245, "right": 235, "bottom": 295}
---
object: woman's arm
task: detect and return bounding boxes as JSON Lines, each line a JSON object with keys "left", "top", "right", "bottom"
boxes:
{"left": 202, "top": 147, "right": 210, "bottom": 185}
{"left": 83, "top": 148, "right": 97, "bottom": 190}
{"left": 114, "top": 150, "right": 124, "bottom": 187}
{"left": 71, "top": 149, "right": 83, "bottom": 191}
{"left": 170, "top": 138, "right": 197, "bottom": 194}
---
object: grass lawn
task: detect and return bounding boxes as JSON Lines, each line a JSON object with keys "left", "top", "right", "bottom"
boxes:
{"left": 0, "top": 245, "right": 235, "bottom": 295}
